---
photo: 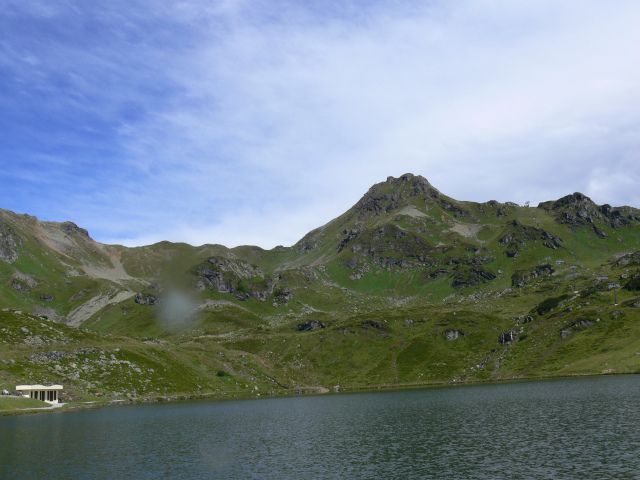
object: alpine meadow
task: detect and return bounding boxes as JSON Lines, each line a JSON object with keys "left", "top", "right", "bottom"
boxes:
{"left": 2, "top": 173, "right": 640, "bottom": 407}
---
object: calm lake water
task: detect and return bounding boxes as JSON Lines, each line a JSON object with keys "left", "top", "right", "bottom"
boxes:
{"left": 1, "top": 375, "right": 640, "bottom": 479}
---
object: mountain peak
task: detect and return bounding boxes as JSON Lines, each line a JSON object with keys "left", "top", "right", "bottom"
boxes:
{"left": 355, "top": 174, "right": 442, "bottom": 219}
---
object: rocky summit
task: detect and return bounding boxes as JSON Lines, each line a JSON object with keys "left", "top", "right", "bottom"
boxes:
{"left": 2, "top": 174, "right": 640, "bottom": 405}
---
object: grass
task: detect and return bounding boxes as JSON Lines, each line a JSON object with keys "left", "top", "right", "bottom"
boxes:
{"left": 0, "top": 396, "right": 50, "bottom": 410}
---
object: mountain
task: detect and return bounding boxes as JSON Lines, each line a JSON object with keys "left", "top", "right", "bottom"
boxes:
{"left": 2, "top": 174, "right": 640, "bottom": 406}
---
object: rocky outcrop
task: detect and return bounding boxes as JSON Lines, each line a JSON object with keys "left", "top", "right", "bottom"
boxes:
{"left": 354, "top": 174, "right": 441, "bottom": 220}
{"left": 194, "top": 264, "right": 236, "bottom": 294}
{"left": 560, "top": 318, "right": 596, "bottom": 338}
{"left": 592, "top": 225, "right": 608, "bottom": 238}
{"left": 205, "top": 256, "right": 264, "bottom": 279}
{"left": 249, "top": 278, "right": 277, "bottom": 301}
{"left": 297, "top": 320, "right": 326, "bottom": 331}
{"left": 615, "top": 251, "right": 640, "bottom": 267}
{"left": 135, "top": 292, "right": 161, "bottom": 306}
{"left": 339, "top": 224, "right": 434, "bottom": 268}
{"left": 499, "top": 221, "right": 563, "bottom": 258}
{"left": 192, "top": 258, "right": 277, "bottom": 301}
{"left": 11, "top": 279, "right": 29, "bottom": 294}
{"left": 362, "top": 320, "right": 385, "bottom": 330}
{"left": 60, "top": 221, "right": 90, "bottom": 237}
{"left": 38, "top": 294, "right": 54, "bottom": 302}
{"left": 441, "top": 200, "right": 470, "bottom": 218}
{"left": 539, "top": 192, "right": 603, "bottom": 225}
{"left": 451, "top": 266, "right": 496, "bottom": 289}
{"left": 467, "top": 253, "right": 496, "bottom": 266}
{"left": 499, "top": 330, "right": 517, "bottom": 345}
{"left": 274, "top": 287, "right": 294, "bottom": 301}
{"left": 539, "top": 193, "right": 640, "bottom": 229}
{"left": 511, "top": 265, "right": 554, "bottom": 287}
{"left": 623, "top": 274, "right": 640, "bottom": 292}
{"left": 444, "top": 330, "right": 462, "bottom": 341}
{"left": 0, "top": 217, "right": 20, "bottom": 263}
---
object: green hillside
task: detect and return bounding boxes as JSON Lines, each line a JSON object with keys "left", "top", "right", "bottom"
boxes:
{"left": 2, "top": 174, "right": 640, "bottom": 406}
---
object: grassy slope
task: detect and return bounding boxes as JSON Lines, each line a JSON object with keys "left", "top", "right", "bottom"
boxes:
{"left": 2, "top": 177, "right": 640, "bottom": 404}
{"left": 0, "top": 396, "right": 50, "bottom": 410}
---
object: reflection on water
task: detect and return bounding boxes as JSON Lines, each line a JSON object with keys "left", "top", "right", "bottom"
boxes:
{"left": 1, "top": 375, "right": 640, "bottom": 479}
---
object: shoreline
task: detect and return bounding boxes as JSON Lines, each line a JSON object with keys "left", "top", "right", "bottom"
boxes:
{"left": 1, "top": 370, "right": 629, "bottom": 417}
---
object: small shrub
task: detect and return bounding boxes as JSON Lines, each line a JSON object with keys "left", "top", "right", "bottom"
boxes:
{"left": 236, "top": 281, "right": 249, "bottom": 294}
{"left": 623, "top": 276, "right": 640, "bottom": 292}
{"left": 535, "top": 294, "right": 569, "bottom": 315}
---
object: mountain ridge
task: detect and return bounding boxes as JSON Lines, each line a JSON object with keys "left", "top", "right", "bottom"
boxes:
{"left": 2, "top": 174, "right": 640, "bottom": 406}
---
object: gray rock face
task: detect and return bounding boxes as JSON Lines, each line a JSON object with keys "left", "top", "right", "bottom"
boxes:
{"left": 540, "top": 192, "right": 603, "bottom": 225}
{"left": 24, "top": 335, "right": 46, "bottom": 346}
{"left": 362, "top": 320, "right": 385, "bottom": 330}
{"left": 561, "top": 318, "right": 595, "bottom": 338}
{"left": 541, "top": 231, "right": 564, "bottom": 249}
{"left": 250, "top": 278, "right": 277, "bottom": 302}
{"left": 11, "top": 279, "right": 29, "bottom": 294}
{"left": 297, "top": 320, "right": 326, "bottom": 331}
{"left": 451, "top": 267, "right": 496, "bottom": 288}
{"left": 195, "top": 265, "right": 235, "bottom": 294}
{"left": 60, "top": 221, "right": 89, "bottom": 237}
{"left": 274, "top": 288, "right": 294, "bottom": 300}
{"left": 538, "top": 193, "right": 640, "bottom": 229}
{"left": 499, "top": 330, "right": 517, "bottom": 345}
{"left": 0, "top": 217, "right": 20, "bottom": 263}
{"left": 344, "top": 256, "right": 361, "bottom": 269}
{"left": 206, "top": 256, "right": 264, "bottom": 279}
{"left": 135, "top": 292, "right": 161, "bottom": 306}
{"left": 500, "top": 225, "right": 564, "bottom": 259}
{"left": 615, "top": 252, "right": 640, "bottom": 267}
{"left": 39, "top": 294, "right": 54, "bottom": 302}
{"left": 444, "top": 330, "right": 462, "bottom": 341}
{"left": 511, "top": 265, "right": 555, "bottom": 288}
{"left": 592, "top": 225, "right": 608, "bottom": 238}
{"left": 355, "top": 174, "right": 441, "bottom": 220}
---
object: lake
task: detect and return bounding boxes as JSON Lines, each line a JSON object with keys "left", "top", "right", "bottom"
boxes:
{"left": 1, "top": 375, "right": 639, "bottom": 479}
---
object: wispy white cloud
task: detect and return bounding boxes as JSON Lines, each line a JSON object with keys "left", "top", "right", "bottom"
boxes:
{"left": 2, "top": 0, "right": 640, "bottom": 247}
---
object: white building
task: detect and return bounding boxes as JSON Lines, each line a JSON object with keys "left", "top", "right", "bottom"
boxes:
{"left": 16, "top": 384, "right": 63, "bottom": 404}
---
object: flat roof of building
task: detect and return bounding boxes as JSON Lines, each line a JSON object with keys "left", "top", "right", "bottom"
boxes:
{"left": 16, "top": 384, "right": 63, "bottom": 390}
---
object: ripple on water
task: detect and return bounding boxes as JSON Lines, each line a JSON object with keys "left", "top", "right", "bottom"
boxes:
{"left": 1, "top": 375, "right": 640, "bottom": 479}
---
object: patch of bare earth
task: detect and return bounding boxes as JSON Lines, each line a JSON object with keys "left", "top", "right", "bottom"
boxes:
{"left": 66, "top": 291, "right": 136, "bottom": 327}
{"left": 446, "top": 222, "right": 483, "bottom": 238}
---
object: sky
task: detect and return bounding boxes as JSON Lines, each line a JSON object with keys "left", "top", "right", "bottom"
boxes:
{"left": 1, "top": 0, "right": 639, "bottom": 249}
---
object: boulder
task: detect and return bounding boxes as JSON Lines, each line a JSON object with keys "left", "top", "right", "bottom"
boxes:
{"left": 499, "top": 330, "right": 517, "bottom": 345}
{"left": 297, "top": 320, "right": 326, "bottom": 331}
{"left": 134, "top": 292, "right": 161, "bottom": 306}
{"left": 362, "top": 320, "right": 385, "bottom": 330}
{"left": 11, "top": 279, "right": 29, "bottom": 294}
{"left": 592, "top": 225, "right": 608, "bottom": 238}
{"left": 444, "top": 330, "right": 462, "bottom": 341}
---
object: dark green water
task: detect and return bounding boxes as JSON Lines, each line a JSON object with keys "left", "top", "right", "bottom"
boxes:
{"left": 2, "top": 375, "right": 640, "bottom": 479}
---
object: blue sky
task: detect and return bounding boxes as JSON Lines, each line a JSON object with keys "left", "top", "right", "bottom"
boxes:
{"left": 1, "top": 0, "right": 639, "bottom": 248}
